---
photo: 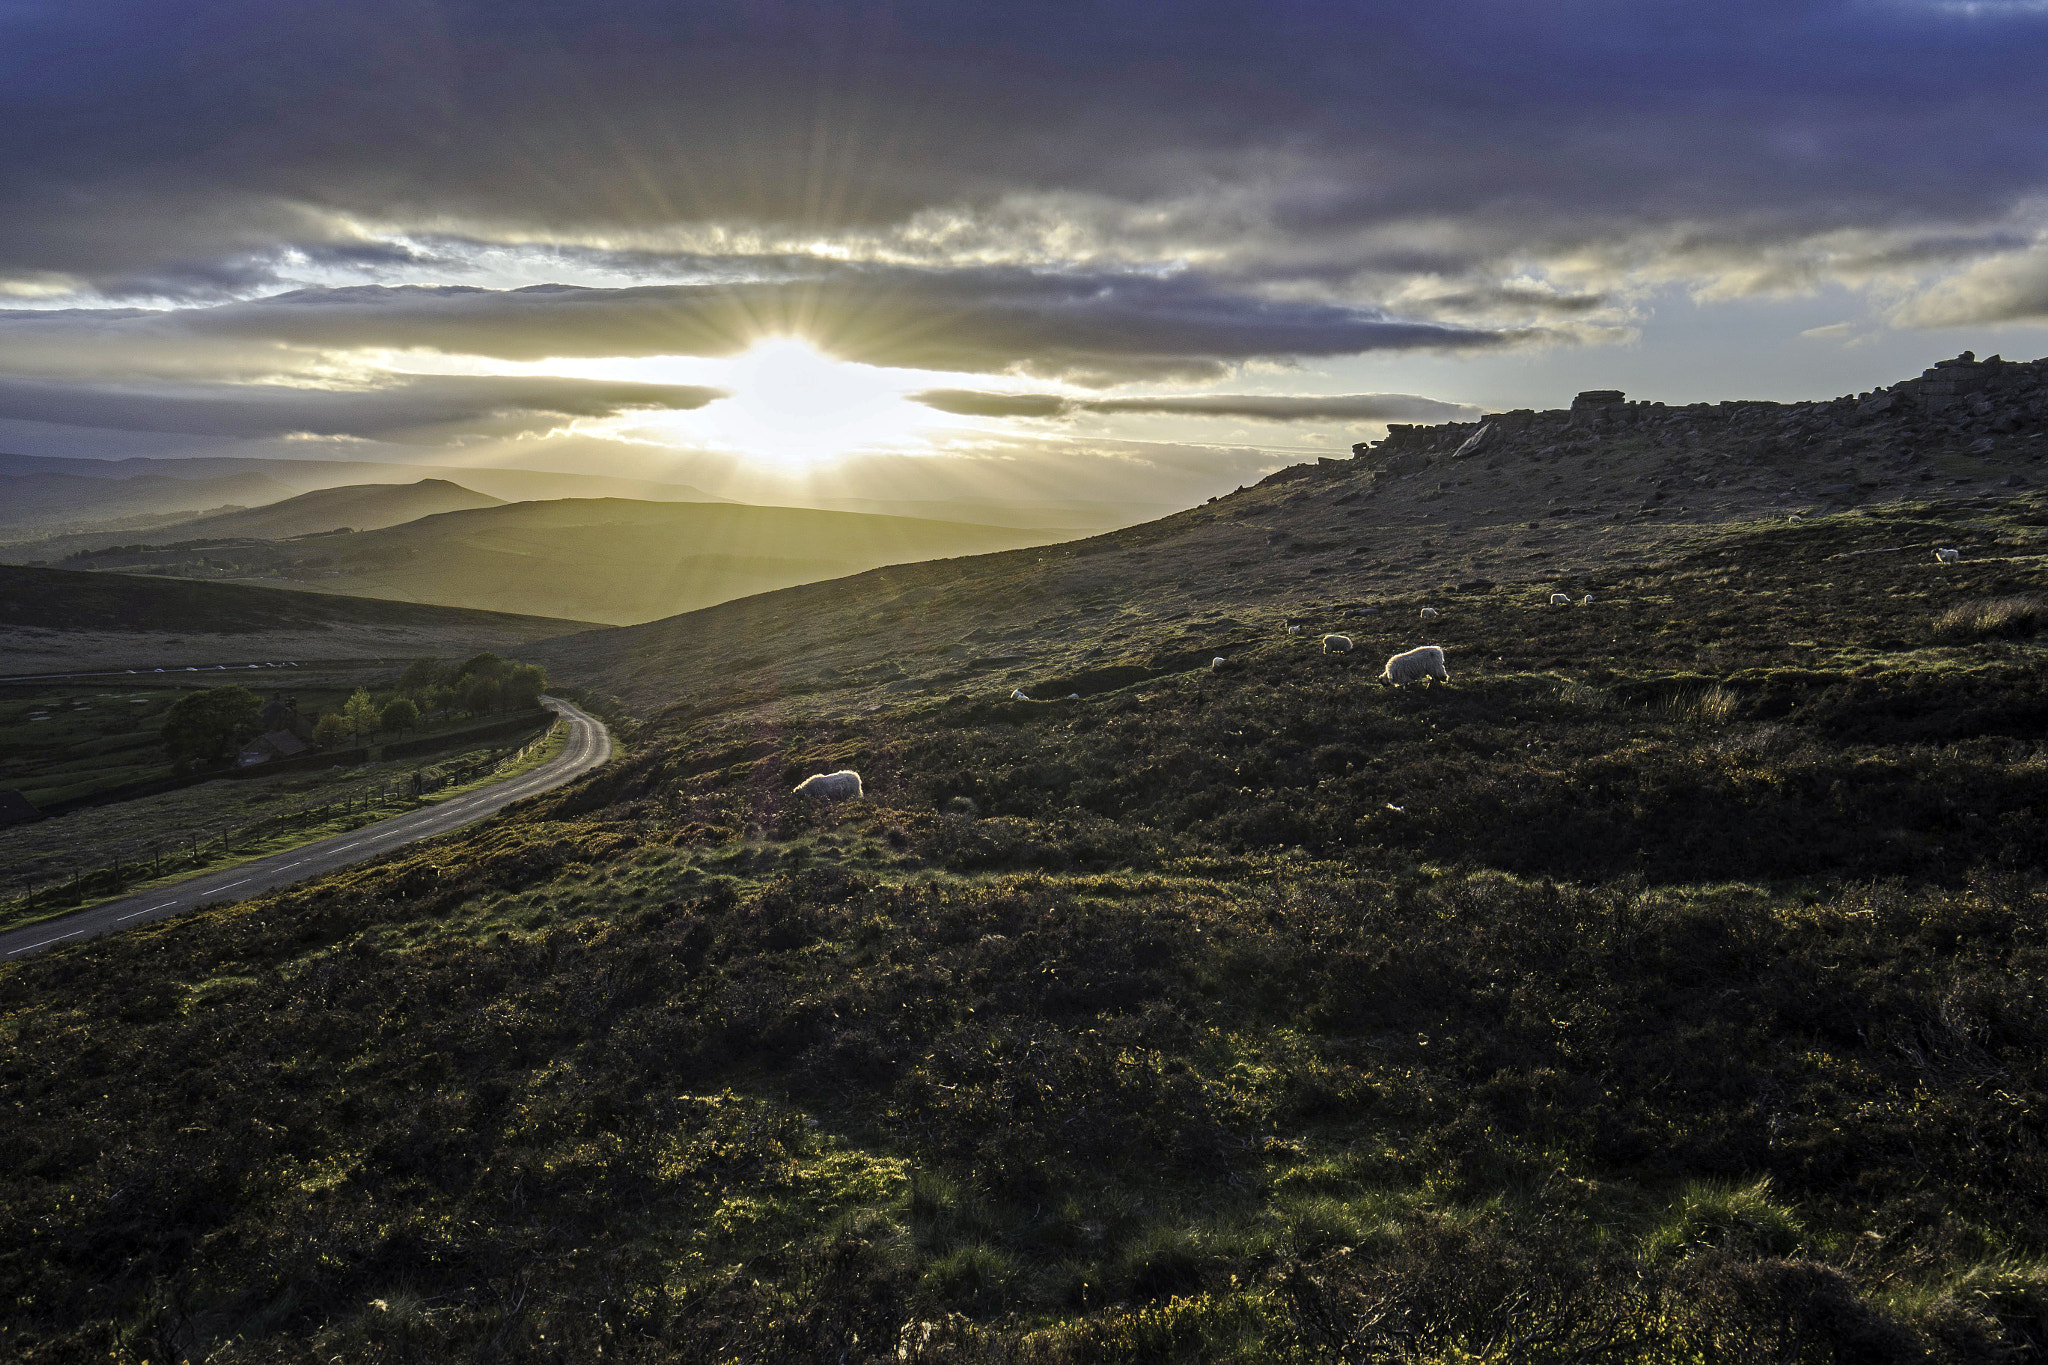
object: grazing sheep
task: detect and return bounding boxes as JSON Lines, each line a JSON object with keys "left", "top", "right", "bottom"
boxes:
{"left": 1419, "top": 607, "right": 1439, "bottom": 620}
{"left": 1287, "top": 624, "right": 1303, "bottom": 636}
{"left": 793, "top": 770, "right": 863, "bottom": 800}
{"left": 1579, "top": 593, "right": 1594, "bottom": 606}
{"left": 1321, "top": 633, "right": 1354, "bottom": 654}
{"left": 1550, "top": 592, "right": 1571, "bottom": 606}
{"left": 1211, "top": 656, "right": 1226, "bottom": 669}
{"left": 1068, "top": 692, "right": 1081, "bottom": 700}
{"left": 1011, "top": 688, "right": 1031, "bottom": 701}
{"left": 1936, "top": 547, "right": 1961, "bottom": 563}
{"left": 1381, "top": 644, "right": 1449, "bottom": 687}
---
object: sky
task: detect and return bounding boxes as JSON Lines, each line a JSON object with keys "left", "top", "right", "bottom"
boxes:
{"left": 3, "top": 0, "right": 2048, "bottom": 510}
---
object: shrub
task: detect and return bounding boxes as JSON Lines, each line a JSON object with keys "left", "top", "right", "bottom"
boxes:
{"left": 1934, "top": 595, "right": 2047, "bottom": 641}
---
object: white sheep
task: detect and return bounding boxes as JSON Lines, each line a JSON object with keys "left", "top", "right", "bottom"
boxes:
{"left": 1419, "top": 607, "right": 1439, "bottom": 620}
{"left": 1011, "top": 688, "right": 1031, "bottom": 701}
{"left": 1935, "top": 547, "right": 1960, "bottom": 563}
{"left": 1287, "top": 624, "right": 1302, "bottom": 636}
{"left": 1211, "top": 656, "right": 1227, "bottom": 670}
{"left": 793, "top": 770, "right": 863, "bottom": 800}
{"left": 1321, "top": 633, "right": 1354, "bottom": 654}
{"left": 1550, "top": 592, "right": 1571, "bottom": 606}
{"left": 1068, "top": 692, "right": 1081, "bottom": 700}
{"left": 1579, "top": 593, "right": 1594, "bottom": 606}
{"left": 1381, "top": 644, "right": 1449, "bottom": 687}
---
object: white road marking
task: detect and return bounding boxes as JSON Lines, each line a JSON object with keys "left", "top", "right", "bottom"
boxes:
{"left": 10, "top": 931, "right": 82, "bottom": 955}
{"left": 1, "top": 704, "right": 604, "bottom": 960}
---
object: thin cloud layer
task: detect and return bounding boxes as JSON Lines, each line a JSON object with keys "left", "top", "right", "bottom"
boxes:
{"left": 0, "top": 273, "right": 1517, "bottom": 388}
{"left": 0, "top": 375, "right": 725, "bottom": 443}
{"left": 913, "top": 390, "right": 1480, "bottom": 423}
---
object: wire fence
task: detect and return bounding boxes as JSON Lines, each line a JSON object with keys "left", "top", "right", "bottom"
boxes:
{"left": 2, "top": 720, "right": 562, "bottom": 922}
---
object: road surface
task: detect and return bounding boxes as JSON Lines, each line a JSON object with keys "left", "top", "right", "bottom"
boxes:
{"left": 0, "top": 695, "right": 611, "bottom": 962}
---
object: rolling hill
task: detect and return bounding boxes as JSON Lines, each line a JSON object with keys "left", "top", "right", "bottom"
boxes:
{"left": 5, "top": 478, "right": 505, "bottom": 558}
{"left": 0, "top": 449, "right": 729, "bottom": 507}
{"left": 34, "top": 498, "right": 1081, "bottom": 625}
{"left": 0, "top": 467, "right": 299, "bottom": 535}
{"left": 7, "top": 356, "right": 2048, "bottom": 1359}
{"left": 0, "top": 563, "right": 598, "bottom": 675}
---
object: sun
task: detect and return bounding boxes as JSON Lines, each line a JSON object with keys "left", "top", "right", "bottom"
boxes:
{"left": 708, "top": 337, "right": 923, "bottom": 467}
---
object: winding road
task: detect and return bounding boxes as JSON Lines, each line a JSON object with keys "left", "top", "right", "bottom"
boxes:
{"left": 0, "top": 695, "right": 611, "bottom": 961}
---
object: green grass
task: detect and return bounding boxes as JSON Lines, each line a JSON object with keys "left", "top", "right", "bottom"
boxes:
{"left": 1, "top": 504, "right": 2046, "bottom": 1360}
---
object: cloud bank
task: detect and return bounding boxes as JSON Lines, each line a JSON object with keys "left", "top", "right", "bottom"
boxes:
{"left": 0, "top": 0, "right": 2044, "bottom": 497}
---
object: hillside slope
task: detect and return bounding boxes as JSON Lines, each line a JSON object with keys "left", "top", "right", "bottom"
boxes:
{"left": 0, "top": 563, "right": 597, "bottom": 675}
{"left": 535, "top": 350, "right": 2048, "bottom": 714}
{"left": 32, "top": 498, "right": 1080, "bottom": 625}
{"left": 5, "top": 356, "right": 2048, "bottom": 1361}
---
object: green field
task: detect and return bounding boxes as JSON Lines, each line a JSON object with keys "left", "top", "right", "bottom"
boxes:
{"left": 0, "top": 686, "right": 190, "bottom": 807}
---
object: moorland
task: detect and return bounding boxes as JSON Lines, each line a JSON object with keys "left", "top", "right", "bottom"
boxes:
{"left": 3, "top": 358, "right": 2048, "bottom": 1361}
{"left": 0, "top": 564, "right": 598, "bottom": 676}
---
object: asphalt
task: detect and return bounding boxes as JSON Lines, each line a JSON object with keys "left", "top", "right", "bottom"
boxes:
{"left": 0, "top": 695, "right": 612, "bottom": 962}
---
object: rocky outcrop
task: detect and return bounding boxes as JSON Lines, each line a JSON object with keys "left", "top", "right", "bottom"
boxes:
{"left": 1349, "top": 352, "right": 2048, "bottom": 500}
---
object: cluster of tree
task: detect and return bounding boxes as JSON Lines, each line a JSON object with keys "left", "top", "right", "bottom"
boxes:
{"left": 159, "top": 685, "right": 264, "bottom": 769}
{"left": 395, "top": 653, "right": 546, "bottom": 719}
{"left": 159, "top": 653, "right": 546, "bottom": 764}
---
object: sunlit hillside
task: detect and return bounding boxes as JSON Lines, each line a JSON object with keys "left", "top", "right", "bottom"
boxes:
{"left": 1, "top": 479, "right": 506, "bottom": 561}
{"left": 32, "top": 498, "right": 1088, "bottom": 626}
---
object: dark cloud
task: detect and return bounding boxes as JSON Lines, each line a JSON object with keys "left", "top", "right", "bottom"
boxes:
{"left": 0, "top": 374, "right": 725, "bottom": 442}
{"left": 914, "top": 390, "right": 1074, "bottom": 419}
{"left": 912, "top": 389, "right": 1480, "bottom": 422}
{"left": 1, "top": 0, "right": 2045, "bottom": 303}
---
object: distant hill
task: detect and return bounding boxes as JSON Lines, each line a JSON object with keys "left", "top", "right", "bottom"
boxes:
{"left": 0, "top": 451, "right": 729, "bottom": 506}
{"left": 21, "top": 479, "right": 506, "bottom": 553}
{"left": 36, "top": 498, "right": 1079, "bottom": 625}
{"left": 0, "top": 563, "right": 598, "bottom": 676}
{"left": 0, "top": 563, "right": 592, "bottom": 637}
{"left": 0, "top": 469, "right": 298, "bottom": 534}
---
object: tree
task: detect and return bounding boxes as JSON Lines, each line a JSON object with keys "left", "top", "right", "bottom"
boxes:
{"left": 396, "top": 658, "right": 445, "bottom": 696}
{"left": 341, "top": 689, "right": 381, "bottom": 741}
{"left": 380, "top": 696, "right": 419, "bottom": 733}
{"left": 312, "top": 712, "right": 350, "bottom": 748}
{"left": 458, "top": 674, "right": 501, "bottom": 715}
{"left": 160, "top": 686, "right": 263, "bottom": 768}
{"left": 503, "top": 663, "right": 547, "bottom": 710}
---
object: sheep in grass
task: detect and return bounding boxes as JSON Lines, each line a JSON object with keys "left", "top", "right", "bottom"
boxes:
{"left": 1419, "top": 607, "right": 1439, "bottom": 620}
{"left": 1211, "top": 656, "right": 1227, "bottom": 670}
{"left": 1011, "top": 688, "right": 1031, "bottom": 701}
{"left": 1550, "top": 592, "right": 1571, "bottom": 606}
{"left": 793, "top": 770, "right": 863, "bottom": 800}
{"left": 1381, "top": 644, "right": 1449, "bottom": 687}
{"left": 1287, "top": 624, "right": 1303, "bottom": 636}
{"left": 1579, "top": 593, "right": 1594, "bottom": 606}
{"left": 1936, "top": 547, "right": 1961, "bottom": 564}
{"left": 1322, "top": 633, "right": 1354, "bottom": 654}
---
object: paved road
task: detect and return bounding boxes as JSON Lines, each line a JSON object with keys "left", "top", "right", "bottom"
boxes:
{"left": 0, "top": 696, "right": 611, "bottom": 962}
